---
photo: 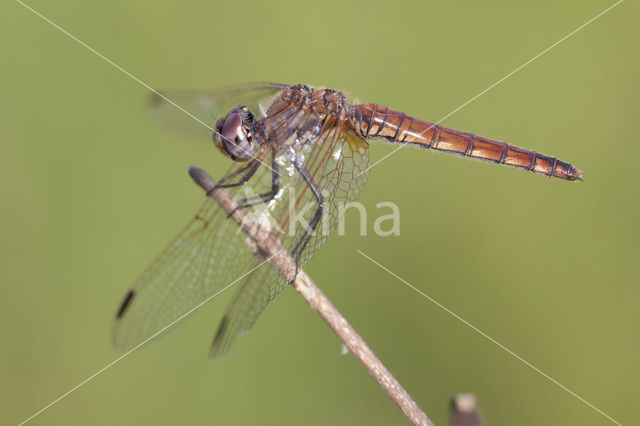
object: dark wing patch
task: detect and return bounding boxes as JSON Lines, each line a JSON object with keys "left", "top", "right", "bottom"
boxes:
{"left": 116, "top": 290, "right": 135, "bottom": 319}
{"left": 112, "top": 160, "right": 276, "bottom": 350}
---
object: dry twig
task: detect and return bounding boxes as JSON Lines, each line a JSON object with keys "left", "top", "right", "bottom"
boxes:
{"left": 450, "top": 394, "right": 483, "bottom": 426}
{"left": 189, "top": 166, "right": 433, "bottom": 426}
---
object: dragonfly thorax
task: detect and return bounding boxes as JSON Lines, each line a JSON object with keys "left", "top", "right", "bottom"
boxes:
{"left": 213, "top": 105, "right": 259, "bottom": 162}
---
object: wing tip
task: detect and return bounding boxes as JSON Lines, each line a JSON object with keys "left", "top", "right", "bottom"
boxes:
{"left": 209, "top": 315, "right": 230, "bottom": 359}
{"left": 149, "top": 91, "right": 166, "bottom": 106}
{"left": 116, "top": 290, "right": 136, "bottom": 319}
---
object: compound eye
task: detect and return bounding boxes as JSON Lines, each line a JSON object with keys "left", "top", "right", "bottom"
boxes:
{"left": 215, "top": 118, "right": 224, "bottom": 133}
{"left": 219, "top": 112, "right": 252, "bottom": 160}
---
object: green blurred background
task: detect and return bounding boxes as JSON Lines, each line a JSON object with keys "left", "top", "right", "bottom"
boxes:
{"left": 2, "top": 1, "right": 638, "bottom": 424}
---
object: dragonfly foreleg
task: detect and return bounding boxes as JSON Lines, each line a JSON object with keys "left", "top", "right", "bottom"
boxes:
{"left": 216, "top": 161, "right": 257, "bottom": 188}
{"left": 229, "top": 154, "right": 280, "bottom": 216}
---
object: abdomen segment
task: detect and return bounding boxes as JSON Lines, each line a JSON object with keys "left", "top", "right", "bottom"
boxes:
{"left": 351, "top": 103, "right": 583, "bottom": 181}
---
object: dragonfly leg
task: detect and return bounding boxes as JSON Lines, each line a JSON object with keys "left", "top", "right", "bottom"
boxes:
{"left": 215, "top": 160, "right": 260, "bottom": 191}
{"left": 228, "top": 154, "right": 280, "bottom": 216}
{"left": 287, "top": 152, "right": 324, "bottom": 268}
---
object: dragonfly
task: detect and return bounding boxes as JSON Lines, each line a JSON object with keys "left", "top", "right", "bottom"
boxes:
{"left": 114, "top": 82, "right": 583, "bottom": 357}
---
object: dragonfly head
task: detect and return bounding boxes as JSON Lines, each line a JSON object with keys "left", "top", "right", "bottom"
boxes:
{"left": 213, "top": 106, "right": 257, "bottom": 162}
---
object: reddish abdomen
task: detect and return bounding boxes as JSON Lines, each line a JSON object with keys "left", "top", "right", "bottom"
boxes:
{"left": 351, "top": 103, "right": 583, "bottom": 181}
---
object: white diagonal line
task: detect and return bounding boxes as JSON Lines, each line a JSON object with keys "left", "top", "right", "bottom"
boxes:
{"left": 17, "top": 250, "right": 283, "bottom": 426}
{"left": 359, "top": 0, "right": 623, "bottom": 176}
{"left": 15, "top": 0, "right": 280, "bottom": 176}
{"left": 356, "top": 250, "right": 622, "bottom": 426}
{"left": 15, "top": 0, "right": 213, "bottom": 131}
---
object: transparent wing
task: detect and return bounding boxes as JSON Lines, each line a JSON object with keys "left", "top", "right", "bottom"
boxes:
{"left": 210, "top": 263, "right": 283, "bottom": 357}
{"left": 116, "top": 106, "right": 371, "bottom": 356}
{"left": 113, "top": 161, "right": 275, "bottom": 350}
{"left": 149, "top": 82, "right": 288, "bottom": 136}
{"left": 210, "top": 121, "right": 371, "bottom": 356}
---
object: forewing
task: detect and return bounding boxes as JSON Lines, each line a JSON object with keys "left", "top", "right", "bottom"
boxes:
{"left": 210, "top": 122, "right": 371, "bottom": 356}
{"left": 113, "top": 162, "right": 273, "bottom": 350}
{"left": 116, "top": 109, "right": 371, "bottom": 356}
{"left": 149, "top": 82, "right": 288, "bottom": 136}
